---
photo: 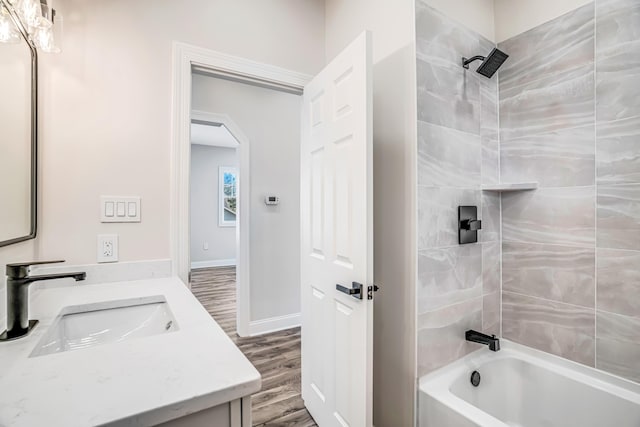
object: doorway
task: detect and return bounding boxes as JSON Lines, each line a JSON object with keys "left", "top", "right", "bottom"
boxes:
{"left": 179, "top": 48, "right": 314, "bottom": 425}
{"left": 189, "top": 71, "right": 303, "bottom": 337}
{"left": 172, "top": 35, "right": 373, "bottom": 426}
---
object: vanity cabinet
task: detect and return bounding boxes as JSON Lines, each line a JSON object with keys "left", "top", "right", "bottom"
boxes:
{"left": 0, "top": 278, "right": 260, "bottom": 427}
{"left": 156, "top": 397, "right": 251, "bottom": 427}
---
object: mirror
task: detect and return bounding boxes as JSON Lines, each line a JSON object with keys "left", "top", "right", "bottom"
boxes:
{"left": 0, "top": 1, "right": 37, "bottom": 247}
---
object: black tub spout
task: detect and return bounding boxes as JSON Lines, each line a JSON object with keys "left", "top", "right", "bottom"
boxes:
{"left": 466, "top": 329, "right": 500, "bottom": 352}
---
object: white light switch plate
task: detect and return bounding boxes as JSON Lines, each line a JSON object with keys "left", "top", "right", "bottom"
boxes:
{"left": 97, "top": 234, "right": 119, "bottom": 263}
{"left": 101, "top": 196, "right": 141, "bottom": 223}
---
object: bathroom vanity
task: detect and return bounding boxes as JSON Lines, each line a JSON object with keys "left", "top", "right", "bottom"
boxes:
{"left": 0, "top": 277, "right": 261, "bottom": 426}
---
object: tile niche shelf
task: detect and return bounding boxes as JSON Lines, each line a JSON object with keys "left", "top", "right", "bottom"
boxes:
{"left": 481, "top": 182, "right": 538, "bottom": 192}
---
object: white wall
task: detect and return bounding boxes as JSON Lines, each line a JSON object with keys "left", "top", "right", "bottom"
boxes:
{"left": 191, "top": 74, "right": 301, "bottom": 323}
{"left": 0, "top": 0, "right": 323, "bottom": 264}
{"left": 425, "top": 0, "right": 496, "bottom": 41}
{"left": 0, "top": 0, "right": 324, "bottom": 330}
{"left": 325, "top": 0, "right": 414, "bottom": 62}
{"left": 494, "top": 0, "right": 593, "bottom": 42}
{"left": 327, "top": 0, "right": 590, "bottom": 53}
{"left": 371, "top": 46, "right": 418, "bottom": 427}
{"left": 426, "top": 0, "right": 590, "bottom": 43}
{"left": 190, "top": 145, "right": 237, "bottom": 265}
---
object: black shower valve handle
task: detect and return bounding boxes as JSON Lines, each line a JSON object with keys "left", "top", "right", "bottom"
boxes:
{"left": 460, "top": 219, "right": 482, "bottom": 231}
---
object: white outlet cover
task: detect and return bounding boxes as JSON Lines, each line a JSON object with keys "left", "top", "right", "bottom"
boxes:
{"left": 97, "top": 234, "right": 119, "bottom": 263}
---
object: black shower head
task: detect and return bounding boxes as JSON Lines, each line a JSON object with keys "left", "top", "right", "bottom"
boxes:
{"left": 477, "top": 48, "right": 509, "bottom": 78}
{"left": 462, "top": 48, "right": 509, "bottom": 79}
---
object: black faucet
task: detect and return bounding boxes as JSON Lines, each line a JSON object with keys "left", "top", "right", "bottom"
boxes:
{"left": 0, "top": 260, "right": 86, "bottom": 341}
{"left": 466, "top": 329, "right": 500, "bottom": 351}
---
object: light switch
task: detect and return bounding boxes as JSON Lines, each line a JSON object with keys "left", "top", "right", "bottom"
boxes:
{"left": 100, "top": 196, "right": 141, "bottom": 223}
{"left": 116, "top": 202, "right": 126, "bottom": 217}
{"left": 105, "top": 202, "right": 115, "bottom": 217}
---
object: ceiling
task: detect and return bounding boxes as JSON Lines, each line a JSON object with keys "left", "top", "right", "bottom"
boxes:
{"left": 190, "top": 122, "right": 239, "bottom": 148}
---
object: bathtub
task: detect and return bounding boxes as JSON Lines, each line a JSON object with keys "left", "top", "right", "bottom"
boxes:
{"left": 419, "top": 340, "right": 640, "bottom": 427}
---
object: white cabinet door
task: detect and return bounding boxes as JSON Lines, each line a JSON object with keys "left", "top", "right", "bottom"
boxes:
{"left": 301, "top": 31, "right": 374, "bottom": 427}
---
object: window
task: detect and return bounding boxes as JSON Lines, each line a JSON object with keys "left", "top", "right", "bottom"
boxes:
{"left": 219, "top": 166, "right": 237, "bottom": 227}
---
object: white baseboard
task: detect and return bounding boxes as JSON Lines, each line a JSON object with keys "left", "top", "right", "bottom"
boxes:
{"left": 248, "top": 312, "right": 301, "bottom": 336}
{"left": 191, "top": 259, "right": 236, "bottom": 269}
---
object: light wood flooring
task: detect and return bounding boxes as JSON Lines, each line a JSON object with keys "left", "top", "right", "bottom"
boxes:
{"left": 190, "top": 267, "right": 317, "bottom": 427}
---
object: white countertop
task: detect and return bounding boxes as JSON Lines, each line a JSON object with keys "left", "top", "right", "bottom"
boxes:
{"left": 0, "top": 277, "right": 261, "bottom": 427}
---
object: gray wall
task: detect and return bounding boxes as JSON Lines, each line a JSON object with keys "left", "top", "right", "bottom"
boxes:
{"left": 499, "top": 3, "right": 596, "bottom": 367}
{"left": 190, "top": 145, "right": 237, "bottom": 265}
{"left": 499, "top": 0, "right": 640, "bottom": 382}
{"left": 415, "top": 2, "right": 502, "bottom": 377}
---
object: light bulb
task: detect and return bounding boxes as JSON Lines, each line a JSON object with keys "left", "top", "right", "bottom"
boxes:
{"left": 0, "top": 6, "right": 20, "bottom": 43}
{"left": 16, "top": 0, "right": 43, "bottom": 29}
{"left": 32, "top": 24, "right": 58, "bottom": 52}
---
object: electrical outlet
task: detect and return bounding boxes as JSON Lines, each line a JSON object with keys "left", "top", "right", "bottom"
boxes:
{"left": 97, "top": 234, "right": 119, "bottom": 263}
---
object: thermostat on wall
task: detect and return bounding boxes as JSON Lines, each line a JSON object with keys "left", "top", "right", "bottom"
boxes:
{"left": 265, "top": 196, "right": 279, "bottom": 205}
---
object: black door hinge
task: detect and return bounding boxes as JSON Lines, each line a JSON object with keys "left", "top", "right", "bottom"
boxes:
{"left": 367, "top": 285, "right": 379, "bottom": 300}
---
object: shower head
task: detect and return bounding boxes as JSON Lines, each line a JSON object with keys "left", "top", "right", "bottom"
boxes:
{"left": 462, "top": 48, "right": 509, "bottom": 79}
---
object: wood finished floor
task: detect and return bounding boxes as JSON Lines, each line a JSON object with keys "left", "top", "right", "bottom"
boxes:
{"left": 190, "top": 267, "right": 317, "bottom": 427}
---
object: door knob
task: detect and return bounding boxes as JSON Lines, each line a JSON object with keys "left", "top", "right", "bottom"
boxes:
{"left": 336, "top": 282, "right": 363, "bottom": 300}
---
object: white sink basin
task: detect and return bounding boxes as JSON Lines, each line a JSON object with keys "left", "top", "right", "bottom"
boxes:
{"left": 30, "top": 295, "right": 179, "bottom": 357}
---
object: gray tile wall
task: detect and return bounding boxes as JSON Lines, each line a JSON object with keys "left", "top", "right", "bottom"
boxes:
{"left": 499, "top": 2, "right": 596, "bottom": 366}
{"left": 499, "top": 0, "right": 640, "bottom": 382}
{"left": 594, "top": 0, "right": 640, "bottom": 382}
{"left": 415, "top": 1, "right": 501, "bottom": 377}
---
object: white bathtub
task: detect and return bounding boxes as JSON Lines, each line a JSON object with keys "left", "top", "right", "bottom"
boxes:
{"left": 419, "top": 340, "right": 640, "bottom": 427}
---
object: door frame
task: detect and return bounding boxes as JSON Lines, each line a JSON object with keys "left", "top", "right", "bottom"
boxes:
{"left": 170, "top": 41, "right": 312, "bottom": 336}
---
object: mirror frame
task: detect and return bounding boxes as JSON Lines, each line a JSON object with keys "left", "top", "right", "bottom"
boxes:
{"left": 0, "top": 0, "right": 38, "bottom": 247}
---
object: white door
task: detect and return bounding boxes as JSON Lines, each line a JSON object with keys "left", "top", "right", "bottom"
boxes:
{"left": 300, "top": 31, "right": 373, "bottom": 427}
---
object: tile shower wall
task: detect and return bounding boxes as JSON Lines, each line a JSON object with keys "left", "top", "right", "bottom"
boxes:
{"left": 415, "top": 2, "right": 501, "bottom": 376}
{"left": 595, "top": 0, "right": 640, "bottom": 382}
{"left": 499, "top": 0, "right": 640, "bottom": 382}
{"left": 499, "top": 2, "right": 596, "bottom": 367}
